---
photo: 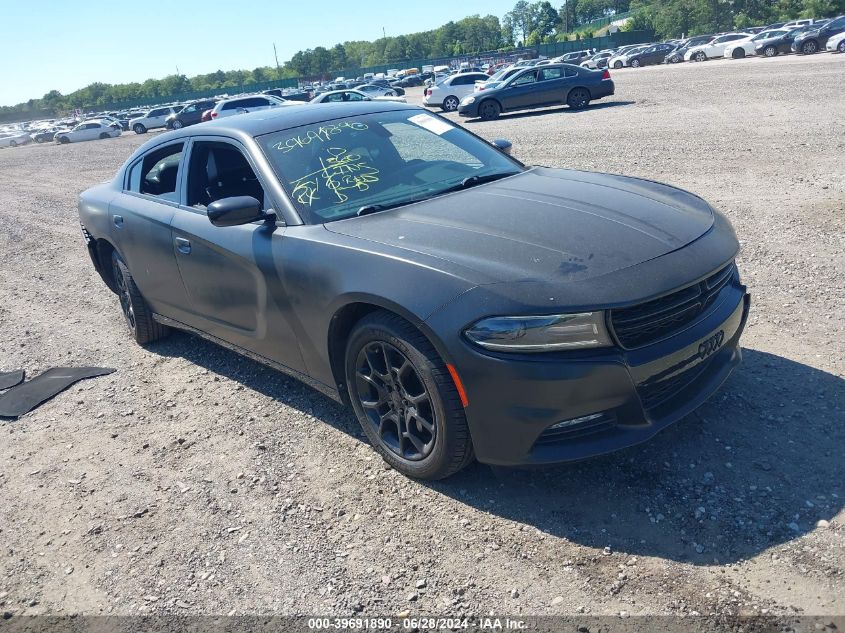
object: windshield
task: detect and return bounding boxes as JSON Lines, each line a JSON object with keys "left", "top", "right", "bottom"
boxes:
{"left": 258, "top": 110, "right": 522, "bottom": 223}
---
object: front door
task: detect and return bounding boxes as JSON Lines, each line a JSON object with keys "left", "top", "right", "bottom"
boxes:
{"left": 169, "top": 138, "right": 306, "bottom": 373}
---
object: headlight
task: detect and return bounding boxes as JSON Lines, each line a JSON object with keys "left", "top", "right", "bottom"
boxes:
{"left": 462, "top": 96, "right": 475, "bottom": 105}
{"left": 464, "top": 312, "right": 612, "bottom": 352}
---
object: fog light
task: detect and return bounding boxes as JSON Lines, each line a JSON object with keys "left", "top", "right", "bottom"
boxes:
{"left": 547, "top": 412, "right": 605, "bottom": 430}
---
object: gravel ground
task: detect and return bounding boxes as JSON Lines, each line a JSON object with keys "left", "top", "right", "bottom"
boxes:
{"left": 0, "top": 53, "right": 843, "bottom": 622}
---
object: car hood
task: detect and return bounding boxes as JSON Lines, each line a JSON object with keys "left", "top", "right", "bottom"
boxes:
{"left": 794, "top": 29, "right": 821, "bottom": 40}
{"left": 324, "top": 167, "right": 714, "bottom": 285}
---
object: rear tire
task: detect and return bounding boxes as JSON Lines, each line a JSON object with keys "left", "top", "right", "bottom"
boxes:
{"left": 111, "top": 251, "right": 169, "bottom": 345}
{"left": 345, "top": 311, "right": 474, "bottom": 480}
{"left": 442, "top": 96, "right": 459, "bottom": 112}
{"left": 478, "top": 100, "right": 501, "bottom": 121}
{"left": 567, "top": 87, "right": 591, "bottom": 109}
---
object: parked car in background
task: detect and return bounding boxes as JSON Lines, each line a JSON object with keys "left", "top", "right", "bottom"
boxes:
{"left": 557, "top": 50, "right": 594, "bottom": 64}
{"left": 609, "top": 45, "right": 651, "bottom": 68}
{"left": 309, "top": 89, "right": 406, "bottom": 104}
{"left": 475, "top": 66, "right": 522, "bottom": 91}
{"left": 684, "top": 33, "right": 752, "bottom": 61}
{"left": 365, "top": 79, "right": 405, "bottom": 96}
{"left": 626, "top": 43, "right": 676, "bottom": 67}
{"left": 166, "top": 100, "right": 218, "bottom": 129}
{"left": 130, "top": 106, "right": 181, "bottom": 134}
{"left": 55, "top": 120, "right": 121, "bottom": 144}
{"left": 792, "top": 15, "right": 845, "bottom": 53}
{"left": 581, "top": 50, "right": 615, "bottom": 69}
{"left": 724, "top": 29, "right": 789, "bottom": 58}
{"left": 356, "top": 83, "right": 399, "bottom": 98}
{"left": 754, "top": 25, "right": 813, "bottom": 55}
{"left": 0, "top": 131, "right": 32, "bottom": 148}
{"left": 209, "top": 94, "right": 295, "bottom": 120}
{"left": 665, "top": 35, "right": 716, "bottom": 62}
{"left": 825, "top": 29, "right": 845, "bottom": 51}
{"left": 31, "top": 127, "right": 67, "bottom": 143}
{"left": 423, "top": 72, "right": 490, "bottom": 111}
{"left": 458, "top": 64, "right": 614, "bottom": 120}
{"left": 782, "top": 18, "right": 815, "bottom": 29}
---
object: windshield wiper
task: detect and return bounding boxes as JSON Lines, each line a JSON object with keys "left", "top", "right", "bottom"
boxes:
{"left": 442, "top": 171, "right": 520, "bottom": 194}
{"left": 355, "top": 172, "right": 519, "bottom": 217}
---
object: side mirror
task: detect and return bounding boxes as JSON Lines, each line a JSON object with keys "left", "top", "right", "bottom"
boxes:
{"left": 491, "top": 139, "right": 513, "bottom": 155}
{"left": 207, "top": 196, "right": 271, "bottom": 227}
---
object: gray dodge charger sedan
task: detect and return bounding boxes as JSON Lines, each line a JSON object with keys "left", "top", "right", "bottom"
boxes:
{"left": 78, "top": 102, "right": 750, "bottom": 480}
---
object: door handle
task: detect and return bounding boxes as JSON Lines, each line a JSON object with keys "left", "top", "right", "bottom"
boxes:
{"left": 175, "top": 237, "right": 191, "bottom": 254}
{"left": 113, "top": 215, "right": 124, "bottom": 228}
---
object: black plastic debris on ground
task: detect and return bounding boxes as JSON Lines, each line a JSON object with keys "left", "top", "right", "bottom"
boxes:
{"left": 0, "top": 367, "right": 116, "bottom": 419}
{"left": 0, "top": 369, "right": 25, "bottom": 391}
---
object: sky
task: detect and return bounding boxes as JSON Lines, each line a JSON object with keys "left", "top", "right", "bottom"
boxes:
{"left": 0, "top": 0, "right": 520, "bottom": 106}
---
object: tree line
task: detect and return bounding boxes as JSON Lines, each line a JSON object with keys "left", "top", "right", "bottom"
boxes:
{"left": 3, "top": 0, "right": 842, "bottom": 120}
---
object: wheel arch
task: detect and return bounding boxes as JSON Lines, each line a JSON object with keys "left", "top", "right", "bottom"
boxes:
{"left": 326, "top": 297, "right": 453, "bottom": 405}
{"left": 478, "top": 96, "right": 504, "bottom": 112}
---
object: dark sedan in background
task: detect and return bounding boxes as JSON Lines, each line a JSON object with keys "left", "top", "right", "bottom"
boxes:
{"left": 458, "top": 63, "right": 614, "bottom": 120}
{"left": 165, "top": 99, "right": 218, "bottom": 129}
{"left": 755, "top": 25, "right": 813, "bottom": 56}
{"left": 77, "top": 102, "right": 748, "bottom": 480}
{"left": 792, "top": 14, "right": 845, "bottom": 53}
{"left": 627, "top": 42, "right": 677, "bottom": 67}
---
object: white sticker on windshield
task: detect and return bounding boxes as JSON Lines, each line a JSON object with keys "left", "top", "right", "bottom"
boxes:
{"left": 408, "top": 113, "right": 454, "bottom": 135}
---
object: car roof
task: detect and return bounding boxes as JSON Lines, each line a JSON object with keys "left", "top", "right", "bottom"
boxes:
{"left": 171, "top": 101, "right": 419, "bottom": 138}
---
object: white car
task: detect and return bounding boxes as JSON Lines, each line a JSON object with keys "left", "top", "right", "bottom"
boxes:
{"left": 826, "top": 30, "right": 845, "bottom": 52}
{"left": 474, "top": 66, "right": 522, "bottom": 91}
{"left": 581, "top": 50, "right": 614, "bottom": 68}
{"left": 684, "top": 33, "right": 753, "bottom": 61}
{"left": 423, "top": 72, "right": 489, "bottom": 111}
{"left": 209, "top": 94, "right": 295, "bottom": 120}
{"left": 724, "top": 29, "right": 789, "bottom": 58}
{"left": 608, "top": 45, "right": 651, "bottom": 68}
{"left": 310, "top": 89, "right": 406, "bottom": 104}
{"left": 54, "top": 120, "right": 121, "bottom": 144}
{"left": 129, "top": 106, "right": 180, "bottom": 134}
{"left": 356, "top": 84, "right": 399, "bottom": 97}
{"left": 782, "top": 19, "right": 815, "bottom": 29}
{"left": 0, "top": 131, "right": 32, "bottom": 148}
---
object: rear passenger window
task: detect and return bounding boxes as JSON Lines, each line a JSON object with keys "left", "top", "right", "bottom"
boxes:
{"left": 126, "top": 143, "right": 184, "bottom": 202}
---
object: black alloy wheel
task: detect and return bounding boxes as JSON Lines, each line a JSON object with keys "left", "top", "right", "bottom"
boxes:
{"left": 479, "top": 100, "right": 501, "bottom": 120}
{"left": 567, "top": 87, "right": 591, "bottom": 109}
{"left": 801, "top": 40, "right": 818, "bottom": 54}
{"left": 345, "top": 312, "right": 473, "bottom": 480}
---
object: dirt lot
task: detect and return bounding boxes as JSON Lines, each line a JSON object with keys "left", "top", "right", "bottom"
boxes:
{"left": 1, "top": 53, "right": 843, "bottom": 621}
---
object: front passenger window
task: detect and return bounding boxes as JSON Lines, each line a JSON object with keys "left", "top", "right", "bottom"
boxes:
{"left": 186, "top": 141, "right": 267, "bottom": 210}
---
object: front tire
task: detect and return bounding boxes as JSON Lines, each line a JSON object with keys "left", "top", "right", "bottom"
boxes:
{"left": 764, "top": 45, "right": 778, "bottom": 57}
{"left": 839, "top": 40, "right": 845, "bottom": 53}
{"left": 9, "top": 140, "right": 16, "bottom": 147}
{"left": 478, "top": 100, "right": 501, "bottom": 121}
{"left": 58, "top": 136, "right": 70, "bottom": 144}
{"left": 630, "top": 58, "right": 641, "bottom": 67}
{"left": 99, "top": 132, "right": 109, "bottom": 139}
{"left": 694, "top": 51, "right": 707, "bottom": 62}
{"left": 567, "top": 87, "right": 591, "bottom": 109}
{"left": 133, "top": 123, "right": 147, "bottom": 134}
{"left": 613, "top": 60, "right": 623, "bottom": 69}
{"left": 171, "top": 119, "right": 183, "bottom": 129}
{"left": 111, "top": 251, "right": 169, "bottom": 345}
{"left": 442, "top": 96, "right": 459, "bottom": 112}
{"left": 345, "top": 312, "right": 474, "bottom": 480}
{"left": 731, "top": 48, "right": 746, "bottom": 59}
{"left": 801, "top": 40, "right": 818, "bottom": 54}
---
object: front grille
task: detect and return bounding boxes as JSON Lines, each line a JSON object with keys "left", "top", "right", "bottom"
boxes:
{"left": 534, "top": 412, "right": 617, "bottom": 446}
{"left": 610, "top": 263, "right": 735, "bottom": 349}
{"left": 637, "top": 359, "right": 713, "bottom": 411}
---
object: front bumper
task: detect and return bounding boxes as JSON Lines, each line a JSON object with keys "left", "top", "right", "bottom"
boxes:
{"left": 457, "top": 100, "right": 480, "bottom": 117}
{"left": 436, "top": 283, "right": 750, "bottom": 466}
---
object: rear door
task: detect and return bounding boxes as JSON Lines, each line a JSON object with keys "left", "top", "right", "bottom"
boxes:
{"left": 108, "top": 141, "right": 192, "bottom": 320}
{"left": 168, "top": 137, "right": 306, "bottom": 372}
